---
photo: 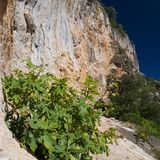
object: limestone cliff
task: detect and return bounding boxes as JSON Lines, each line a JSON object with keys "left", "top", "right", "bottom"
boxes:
{"left": 0, "top": 0, "right": 138, "bottom": 84}
{"left": 0, "top": 0, "right": 141, "bottom": 159}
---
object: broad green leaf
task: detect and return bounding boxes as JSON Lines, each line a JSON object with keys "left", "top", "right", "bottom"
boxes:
{"left": 70, "top": 154, "right": 77, "bottom": 160}
{"left": 43, "top": 134, "right": 54, "bottom": 152}
{"left": 28, "top": 119, "right": 38, "bottom": 129}
{"left": 29, "top": 133, "right": 38, "bottom": 152}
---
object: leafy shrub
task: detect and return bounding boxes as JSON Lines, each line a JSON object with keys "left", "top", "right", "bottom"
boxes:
{"left": 121, "top": 113, "right": 142, "bottom": 125}
{"left": 107, "top": 73, "right": 160, "bottom": 140}
{"left": 121, "top": 113, "right": 160, "bottom": 139}
{"left": 3, "top": 60, "right": 115, "bottom": 160}
{"left": 108, "top": 74, "right": 160, "bottom": 122}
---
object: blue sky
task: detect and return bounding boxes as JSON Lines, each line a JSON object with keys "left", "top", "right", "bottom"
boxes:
{"left": 102, "top": 0, "right": 160, "bottom": 79}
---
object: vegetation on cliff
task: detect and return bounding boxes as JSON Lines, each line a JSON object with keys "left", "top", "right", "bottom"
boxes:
{"left": 110, "top": 46, "right": 133, "bottom": 74}
{"left": 104, "top": 6, "right": 126, "bottom": 36}
{"left": 2, "top": 60, "right": 115, "bottom": 160}
{"left": 107, "top": 73, "right": 160, "bottom": 140}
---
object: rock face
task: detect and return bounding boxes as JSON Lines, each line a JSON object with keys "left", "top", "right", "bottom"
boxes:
{"left": 0, "top": 0, "right": 138, "bottom": 84}
{"left": 0, "top": 112, "right": 37, "bottom": 160}
{"left": 93, "top": 117, "right": 157, "bottom": 160}
{"left": 0, "top": 0, "right": 142, "bottom": 159}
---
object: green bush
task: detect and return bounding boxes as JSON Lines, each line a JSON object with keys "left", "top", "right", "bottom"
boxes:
{"left": 3, "top": 60, "right": 115, "bottom": 160}
{"left": 107, "top": 73, "right": 160, "bottom": 140}
{"left": 121, "top": 113, "right": 160, "bottom": 139}
{"left": 121, "top": 113, "right": 142, "bottom": 125}
{"left": 108, "top": 74, "right": 160, "bottom": 121}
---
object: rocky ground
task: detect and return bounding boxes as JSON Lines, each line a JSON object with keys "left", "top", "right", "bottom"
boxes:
{"left": 93, "top": 117, "right": 157, "bottom": 160}
{"left": 93, "top": 138, "right": 156, "bottom": 160}
{"left": 0, "top": 114, "right": 158, "bottom": 160}
{"left": 0, "top": 112, "right": 36, "bottom": 160}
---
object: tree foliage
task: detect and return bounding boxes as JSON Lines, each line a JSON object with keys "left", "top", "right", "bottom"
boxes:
{"left": 108, "top": 74, "right": 160, "bottom": 121}
{"left": 107, "top": 73, "right": 160, "bottom": 139}
{"left": 2, "top": 60, "right": 115, "bottom": 160}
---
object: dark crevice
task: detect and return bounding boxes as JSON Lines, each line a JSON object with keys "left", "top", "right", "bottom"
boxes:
{"left": 24, "top": 12, "right": 35, "bottom": 34}
{"left": 0, "top": 0, "right": 8, "bottom": 23}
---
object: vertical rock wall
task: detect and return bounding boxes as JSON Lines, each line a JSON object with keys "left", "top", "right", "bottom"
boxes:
{"left": 0, "top": 0, "right": 139, "bottom": 87}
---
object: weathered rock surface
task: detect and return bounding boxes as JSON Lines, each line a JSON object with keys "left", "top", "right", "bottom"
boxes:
{"left": 93, "top": 117, "right": 157, "bottom": 160}
{"left": 0, "top": 0, "right": 138, "bottom": 85}
{"left": 93, "top": 138, "right": 156, "bottom": 160}
{"left": 0, "top": 112, "right": 36, "bottom": 160}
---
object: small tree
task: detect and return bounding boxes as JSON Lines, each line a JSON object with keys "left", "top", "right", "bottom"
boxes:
{"left": 3, "top": 60, "right": 115, "bottom": 160}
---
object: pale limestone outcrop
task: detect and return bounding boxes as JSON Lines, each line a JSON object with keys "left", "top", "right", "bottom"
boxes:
{"left": 93, "top": 117, "right": 156, "bottom": 160}
{"left": 0, "top": 0, "right": 138, "bottom": 86}
{"left": 0, "top": 112, "right": 37, "bottom": 160}
{"left": 113, "top": 31, "right": 139, "bottom": 72}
